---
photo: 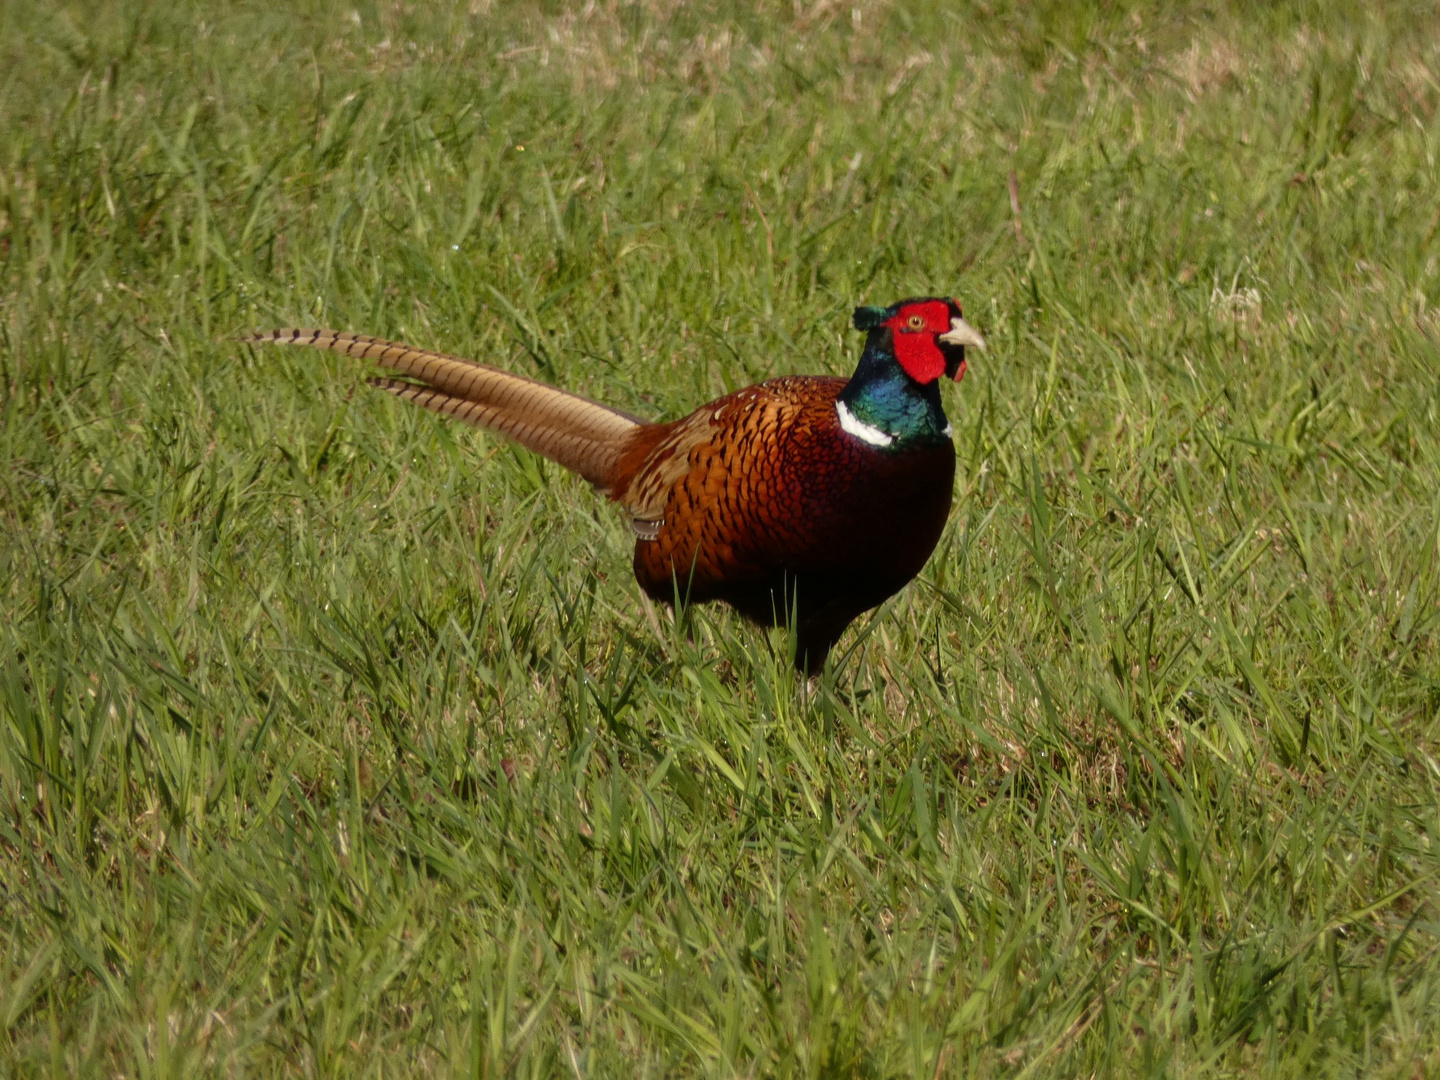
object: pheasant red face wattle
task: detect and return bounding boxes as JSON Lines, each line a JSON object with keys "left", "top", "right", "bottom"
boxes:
{"left": 884, "top": 300, "right": 954, "bottom": 384}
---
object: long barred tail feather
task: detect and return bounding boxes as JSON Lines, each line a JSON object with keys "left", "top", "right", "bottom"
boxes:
{"left": 250, "top": 328, "right": 648, "bottom": 490}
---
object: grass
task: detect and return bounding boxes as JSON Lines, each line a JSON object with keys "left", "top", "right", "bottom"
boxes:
{"left": 2, "top": 0, "right": 1440, "bottom": 1074}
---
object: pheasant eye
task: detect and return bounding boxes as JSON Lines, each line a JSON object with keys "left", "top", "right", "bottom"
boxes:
{"left": 906, "top": 314, "right": 926, "bottom": 331}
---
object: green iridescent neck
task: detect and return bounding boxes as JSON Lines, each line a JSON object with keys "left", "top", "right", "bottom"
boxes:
{"left": 837, "top": 336, "right": 952, "bottom": 451}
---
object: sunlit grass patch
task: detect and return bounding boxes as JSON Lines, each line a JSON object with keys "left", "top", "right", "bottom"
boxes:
{"left": 2, "top": 0, "right": 1439, "bottom": 1075}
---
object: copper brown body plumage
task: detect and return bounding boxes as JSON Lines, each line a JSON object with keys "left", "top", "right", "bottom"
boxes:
{"left": 615, "top": 377, "right": 956, "bottom": 670}
{"left": 251, "top": 298, "right": 984, "bottom": 672}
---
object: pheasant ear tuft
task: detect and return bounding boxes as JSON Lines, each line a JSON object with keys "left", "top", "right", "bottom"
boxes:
{"left": 852, "top": 306, "right": 890, "bottom": 331}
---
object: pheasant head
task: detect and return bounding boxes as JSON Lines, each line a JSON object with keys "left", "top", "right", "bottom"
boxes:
{"left": 838, "top": 297, "right": 985, "bottom": 451}
{"left": 851, "top": 298, "right": 986, "bottom": 384}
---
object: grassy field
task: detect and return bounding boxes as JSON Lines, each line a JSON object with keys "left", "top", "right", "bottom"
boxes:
{"left": 2, "top": 0, "right": 1440, "bottom": 1074}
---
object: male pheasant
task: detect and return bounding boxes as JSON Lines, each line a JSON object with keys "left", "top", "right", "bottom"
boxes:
{"left": 251, "top": 297, "right": 983, "bottom": 673}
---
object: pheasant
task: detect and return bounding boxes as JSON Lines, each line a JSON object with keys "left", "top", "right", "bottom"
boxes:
{"left": 251, "top": 297, "right": 983, "bottom": 673}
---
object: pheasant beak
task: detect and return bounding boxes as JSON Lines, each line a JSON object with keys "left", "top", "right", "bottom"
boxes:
{"left": 939, "top": 317, "right": 986, "bottom": 351}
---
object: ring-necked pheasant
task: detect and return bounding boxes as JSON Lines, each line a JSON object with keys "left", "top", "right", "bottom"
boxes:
{"left": 251, "top": 297, "right": 983, "bottom": 672}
